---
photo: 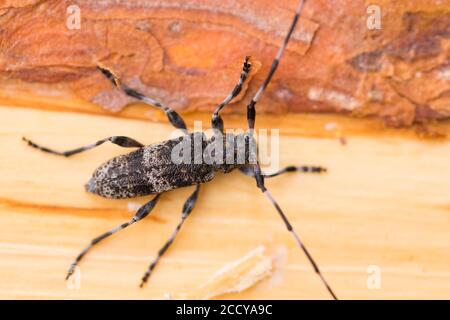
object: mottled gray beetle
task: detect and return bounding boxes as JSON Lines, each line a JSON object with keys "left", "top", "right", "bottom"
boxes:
{"left": 23, "top": 0, "right": 337, "bottom": 299}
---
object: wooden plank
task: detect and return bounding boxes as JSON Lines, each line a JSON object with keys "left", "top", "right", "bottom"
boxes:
{"left": 0, "top": 104, "right": 449, "bottom": 299}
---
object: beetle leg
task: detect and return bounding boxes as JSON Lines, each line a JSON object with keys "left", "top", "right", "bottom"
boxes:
{"left": 239, "top": 165, "right": 327, "bottom": 178}
{"left": 22, "top": 136, "right": 144, "bottom": 157}
{"left": 140, "top": 185, "right": 200, "bottom": 287}
{"left": 211, "top": 56, "right": 252, "bottom": 133}
{"left": 65, "top": 194, "right": 161, "bottom": 281}
{"left": 97, "top": 65, "right": 188, "bottom": 132}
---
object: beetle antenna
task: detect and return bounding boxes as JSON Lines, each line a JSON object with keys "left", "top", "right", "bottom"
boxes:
{"left": 246, "top": 0, "right": 338, "bottom": 300}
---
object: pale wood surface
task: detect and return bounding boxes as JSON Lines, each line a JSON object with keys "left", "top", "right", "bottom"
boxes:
{"left": 0, "top": 94, "right": 450, "bottom": 300}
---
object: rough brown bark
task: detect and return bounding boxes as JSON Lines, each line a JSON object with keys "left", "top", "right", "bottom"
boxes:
{"left": 0, "top": 0, "right": 449, "bottom": 126}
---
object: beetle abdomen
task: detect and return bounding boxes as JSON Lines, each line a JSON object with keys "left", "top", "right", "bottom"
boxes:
{"left": 86, "top": 134, "right": 215, "bottom": 199}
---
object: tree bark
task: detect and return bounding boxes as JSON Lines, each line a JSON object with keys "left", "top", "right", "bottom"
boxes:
{"left": 0, "top": 0, "right": 449, "bottom": 126}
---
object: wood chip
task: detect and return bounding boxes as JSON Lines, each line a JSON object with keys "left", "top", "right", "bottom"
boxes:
{"left": 170, "top": 245, "right": 272, "bottom": 300}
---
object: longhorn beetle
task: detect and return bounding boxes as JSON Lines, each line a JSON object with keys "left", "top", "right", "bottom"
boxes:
{"left": 23, "top": 0, "right": 337, "bottom": 299}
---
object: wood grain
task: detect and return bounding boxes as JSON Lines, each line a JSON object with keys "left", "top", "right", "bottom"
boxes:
{"left": 0, "top": 99, "right": 449, "bottom": 299}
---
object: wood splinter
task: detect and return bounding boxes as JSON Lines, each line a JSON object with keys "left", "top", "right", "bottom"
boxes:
{"left": 169, "top": 246, "right": 273, "bottom": 300}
